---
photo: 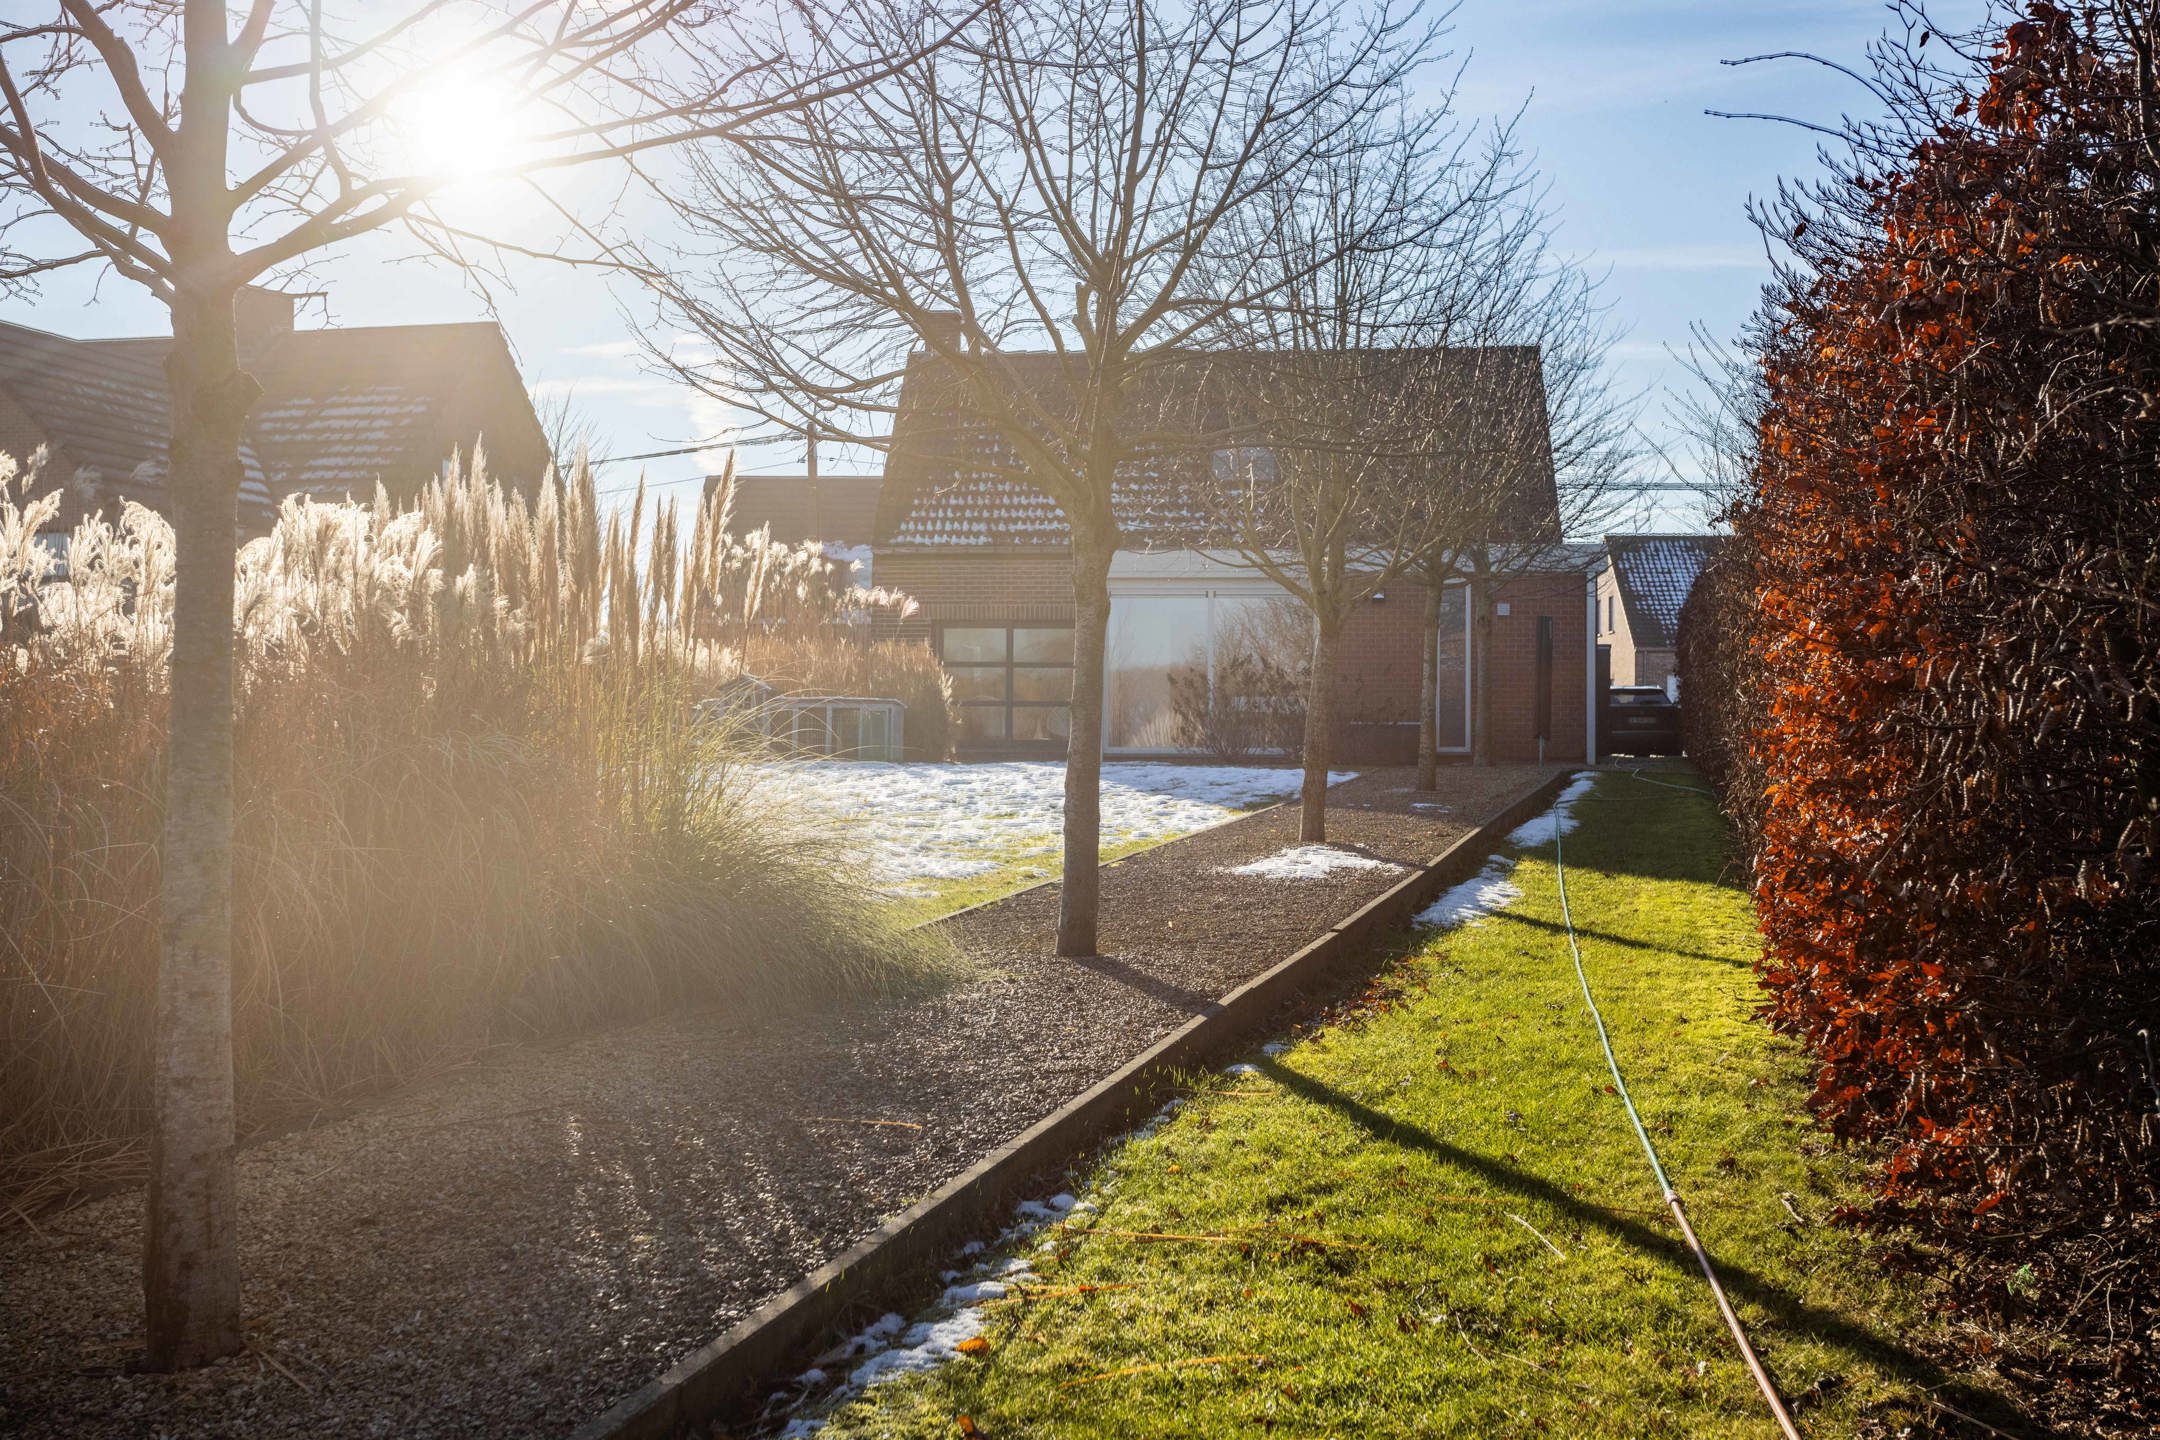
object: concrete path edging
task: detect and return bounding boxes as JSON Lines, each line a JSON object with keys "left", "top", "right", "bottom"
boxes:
{"left": 572, "top": 768, "right": 1570, "bottom": 1440}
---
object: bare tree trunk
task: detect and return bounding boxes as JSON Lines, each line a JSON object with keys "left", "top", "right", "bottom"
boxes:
{"left": 1058, "top": 544, "right": 1112, "bottom": 957}
{"left": 145, "top": 280, "right": 255, "bottom": 1371}
{"left": 1416, "top": 575, "right": 1441, "bottom": 792}
{"left": 1299, "top": 620, "right": 1339, "bottom": 842}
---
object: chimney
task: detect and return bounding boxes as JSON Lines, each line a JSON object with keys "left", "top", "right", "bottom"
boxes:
{"left": 236, "top": 286, "right": 296, "bottom": 354}
{"left": 919, "top": 309, "right": 963, "bottom": 354}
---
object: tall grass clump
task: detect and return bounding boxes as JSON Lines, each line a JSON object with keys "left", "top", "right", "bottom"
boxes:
{"left": 0, "top": 454, "right": 951, "bottom": 1217}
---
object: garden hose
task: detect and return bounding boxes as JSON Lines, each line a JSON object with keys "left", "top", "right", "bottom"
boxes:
{"left": 1553, "top": 776, "right": 1804, "bottom": 1440}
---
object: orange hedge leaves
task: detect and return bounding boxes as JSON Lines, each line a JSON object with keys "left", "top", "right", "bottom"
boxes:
{"left": 1685, "top": 7, "right": 2158, "bottom": 1430}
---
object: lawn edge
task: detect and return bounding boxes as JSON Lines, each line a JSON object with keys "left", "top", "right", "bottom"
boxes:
{"left": 573, "top": 766, "right": 1572, "bottom": 1440}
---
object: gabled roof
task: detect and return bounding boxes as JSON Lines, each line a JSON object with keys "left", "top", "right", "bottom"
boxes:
{"left": 874, "top": 345, "right": 1558, "bottom": 550}
{"left": 704, "top": 472, "right": 885, "bottom": 545}
{"left": 1603, "top": 533, "right": 1724, "bottom": 649}
{"left": 0, "top": 313, "right": 550, "bottom": 529}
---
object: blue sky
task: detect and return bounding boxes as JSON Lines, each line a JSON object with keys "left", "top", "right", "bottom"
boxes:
{"left": 1, "top": 1, "right": 1984, "bottom": 531}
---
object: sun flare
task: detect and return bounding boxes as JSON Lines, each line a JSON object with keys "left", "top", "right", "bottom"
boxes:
{"left": 391, "top": 71, "right": 534, "bottom": 182}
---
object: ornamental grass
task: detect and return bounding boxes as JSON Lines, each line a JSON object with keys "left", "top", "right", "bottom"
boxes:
{"left": 0, "top": 454, "right": 949, "bottom": 1219}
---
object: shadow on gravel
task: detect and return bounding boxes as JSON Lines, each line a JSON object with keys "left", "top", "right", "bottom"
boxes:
{"left": 1255, "top": 1057, "right": 2055, "bottom": 1439}
{"left": 1071, "top": 955, "right": 1227, "bottom": 1018}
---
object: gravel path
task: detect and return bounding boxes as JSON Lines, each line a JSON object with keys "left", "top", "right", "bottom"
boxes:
{"left": 0, "top": 765, "right": 1552, "bottom": 1440}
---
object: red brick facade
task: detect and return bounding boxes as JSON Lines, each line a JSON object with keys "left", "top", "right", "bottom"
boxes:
{"left": 876, "top": 548, "right": 1591, "bottom": 764}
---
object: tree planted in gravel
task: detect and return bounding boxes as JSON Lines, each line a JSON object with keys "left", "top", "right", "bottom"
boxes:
{"left": 1186, "top": 97, "right": 1535, "bottom": 841}
{"left": 0, "top": 0, "right": 955, "bottom": 1371}
{"left": 634, "top": 0, "right": 1449, "bottom": 956}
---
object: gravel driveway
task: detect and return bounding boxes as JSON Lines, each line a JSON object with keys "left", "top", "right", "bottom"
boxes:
{"left": 0, "top": 765, "right": 1551, "bottom": 1440}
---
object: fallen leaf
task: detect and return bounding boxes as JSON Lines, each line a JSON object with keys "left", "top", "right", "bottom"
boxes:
{"left": 956, "top": 1337, "right": 991, "bottom": 1357}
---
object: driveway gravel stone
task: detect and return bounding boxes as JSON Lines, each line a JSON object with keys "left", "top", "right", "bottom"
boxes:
{"left": 0, "top": 764, "right": 1552, "bottom": 1439}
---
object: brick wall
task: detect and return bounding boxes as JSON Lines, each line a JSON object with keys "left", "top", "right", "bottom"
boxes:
{"left": 871, "top": 549, "right": 1076, "bottom": 643}
{"left": 1593, "top": 563, "right": 1643, "bottom": 684}
{"left": 875, "top": 545, "right": 1590, "bottom": 763}
{"left": 1481, "top": 572, "right": 1591, "bottom": 763}
{"left": 1332, "top": 582, "right": 1428, "bottom": 763}
{"left": 1633, "top": 647, "right": 1678, "bottom": 691}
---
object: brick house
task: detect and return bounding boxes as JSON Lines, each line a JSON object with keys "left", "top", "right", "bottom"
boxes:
{"left": 0, "top": 287, "right": 550, "bottom": 536}
{"left": 1592, "top": 534, "right": 1724, "bottom": 693}
{"left": 838, "top": 341, "right": 1604, "bottom": 765}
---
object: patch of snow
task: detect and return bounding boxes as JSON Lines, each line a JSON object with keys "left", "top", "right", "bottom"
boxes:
{"left": 1261, "top": 1041, "right": 1290, "bottom": 1057}
{"left": 1414, "top": 857, "right": 1524, "bottom": 931}
{"left": 1224, "top": 844, "right": 1408, "bottom": 881}
{"left": 1505, "top": 773, "right": 1599, "bottom": 849}
{"left": 1224, "top": 1062, "right": 1261, "bottom": 1076}
{"left": 778, "top": 1419, "right": 823, "bottom": 1439}
{"left": 1011, "top": 1192, "right": 1079, "bottom": 1225}
{"left": 759, "top": 762, "right": 1355, "bottom": 887}
{"left": 836, "top": 1312, "right": 906, "bottom": 1359}
{"left": 849, "top": 1309, "right": 989, "bottom": 1387}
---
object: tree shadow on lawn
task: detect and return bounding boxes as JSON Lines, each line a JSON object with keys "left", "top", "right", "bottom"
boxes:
{"left": 1499, "top": 911, "right": 1756, "bottom": 972}
{"left": 1254, "top": 1056, "right": 2049, "bottom": 1437}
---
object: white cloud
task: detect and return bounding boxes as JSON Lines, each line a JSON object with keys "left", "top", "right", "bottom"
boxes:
{"left": 1579, "top": 243, "right": 1769, "bottom": 272}
{"left": 559, "top": 338, "right": 643, "bottom": 359}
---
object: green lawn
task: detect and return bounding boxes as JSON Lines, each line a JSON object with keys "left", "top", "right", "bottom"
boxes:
{"left": 797, "top": 771, "right": 2025, "bottom": 1439}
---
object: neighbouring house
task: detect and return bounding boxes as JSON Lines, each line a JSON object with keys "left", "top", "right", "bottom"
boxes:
{"left": 830, "top": 339, "right": 1602, "bottom": 764}
{"left": 702, "top": 469, "right": 884, "bottom": 586}
{"left": 0, "top": 287, "right": 551, "bottom": 536}
{"left": 1592, "top": 533, "right": 1725, "bottom": 694}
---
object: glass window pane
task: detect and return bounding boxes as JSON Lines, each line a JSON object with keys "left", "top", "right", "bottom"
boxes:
{"left": 958, "top": 704, "right": 1008, "bottom": 740}
{"left": 1011, "top": 705, "right": 1071, "bottom": 743}
{"left": 940, "top": 627, "right": 1007, "bottom": 663}
{"left": 1435, "top": 584, "right": 1469, "bottom": 750}
{"left": 1012, "top": 666, "right": 1070, "bottom": 703}
{"left": 1210, "top": 595, "right": 1310, "bottom": 755}
{"left": 1107, "top": 595, "right": 1212, "bottom": 749}
{"left": 949, "top": 665, "right": 1009, "bottom": 703}
{"left": 1013, "top": 627, "right": 1073, "bottom": 664}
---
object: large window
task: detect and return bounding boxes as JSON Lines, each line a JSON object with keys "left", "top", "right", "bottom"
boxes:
{"left": 940, "top": 625, "right": 1074, "bottom": 745}
{"left": 1107, "top": 589, "right": 1311, "bottom": 753}
{"left": 1435, "top": 583, "right": 1470, "bottom": 751}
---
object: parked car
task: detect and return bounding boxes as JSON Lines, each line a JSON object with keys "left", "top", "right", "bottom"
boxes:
{"left": 1605, "top": 685, "right": 1683, "bottom": 756}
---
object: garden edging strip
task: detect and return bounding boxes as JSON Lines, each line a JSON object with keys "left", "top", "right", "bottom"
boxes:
{"left": 572, "top": 767, "right": 1570, "bottom": 1440}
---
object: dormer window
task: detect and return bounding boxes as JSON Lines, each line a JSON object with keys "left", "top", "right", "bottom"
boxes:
{"left": 1210, "top": 446, "right": 1277, "bottom": 492}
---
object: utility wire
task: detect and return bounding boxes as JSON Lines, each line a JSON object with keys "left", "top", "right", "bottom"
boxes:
{"left": 1553, "top": 774, "right": 1804, "bottom": 1440}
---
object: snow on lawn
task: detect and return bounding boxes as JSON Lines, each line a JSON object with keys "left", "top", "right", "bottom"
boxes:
{"left": 1504, "top": 771, "right": 1599, "bottom": 848}
{"left": 1224, "top": 844, "right": 1407, "bottom": 881}
{"left": 761, "top": 761, "right": 1354, "bottom": 890}
{"left": 1413, "top": 856, "right": 1523, "bottom": 930}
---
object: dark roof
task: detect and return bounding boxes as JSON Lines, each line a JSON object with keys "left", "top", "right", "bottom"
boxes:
{"left": 874, "top": 346, "right": 1558, "bottom": 550}
{"left": 0, "top": 314, "right": 549, "bottom": 528}
{"left": 1604, "top": 533, "right": 1725, "bottom": 648}
{"left": 704, "top": 472, "right": 885, "bottom": 545}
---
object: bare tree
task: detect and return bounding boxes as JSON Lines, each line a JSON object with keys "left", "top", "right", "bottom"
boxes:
{"left": 0, "top": 0, "right": 949, "bottom": 1370}
{"left": 636, "top": 0, "right": 1448, "bottom": 954}
{"left": 1392, "top": 241, "right": 1633, "bottom": 781}
{"left": 1184, "top": 90, "right": 1534, "bottom": 840}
